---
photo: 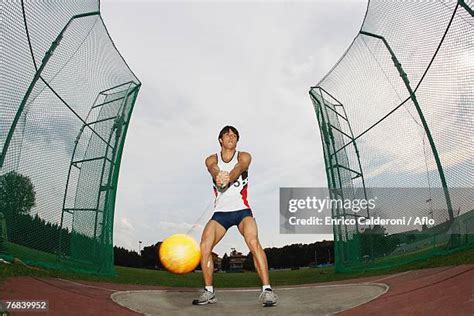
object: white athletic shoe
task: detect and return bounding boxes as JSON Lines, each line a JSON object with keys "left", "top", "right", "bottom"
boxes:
{"left": 192, "top": 289, "right": 217, "bottom": 305}
{"left": 258, "top": 289, "right": 278, "bottom": 307}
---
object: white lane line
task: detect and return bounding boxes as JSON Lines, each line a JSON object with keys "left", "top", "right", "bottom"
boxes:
{"left": 328, "top": 283, "right": 390, "bottom": 316}
{"left": 57, "top": 278, "right": 119, "bottom": 292}
{"left": 370, "top": 270, "right": 412, "bottom": 283}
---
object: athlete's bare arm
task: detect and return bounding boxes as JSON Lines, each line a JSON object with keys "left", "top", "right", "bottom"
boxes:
{"left": 228, "top": 151, "right": 251, "bottom": 183}
{"left": 205, "top": 154, "right": 220, "bottom": 179}
{"left": 206, "top": 154, "right": 228, "bottom": 188}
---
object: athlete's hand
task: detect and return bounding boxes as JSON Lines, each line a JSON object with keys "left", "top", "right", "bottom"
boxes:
{"left": 216, "top": 171, "right": 224, "bottom": 187}
{"left": 221, "top": 171, "right": 230, "bottom": 187}
{"left": 216, "top": 171, "right": 230, "bottom": 189}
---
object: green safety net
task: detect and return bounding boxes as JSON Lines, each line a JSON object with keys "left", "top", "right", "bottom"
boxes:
{"left": 0, "top": 0, "right": 141, "bottom": 275}
{"left": 310, "top": 0, "right": 473, "bottom": 272}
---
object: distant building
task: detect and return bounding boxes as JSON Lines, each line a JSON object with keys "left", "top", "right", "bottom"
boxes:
{"left": 212, "top": 252, "right": 222, "bottom": 271}
{"left": 229, "top": 249, "right": 246, "bottom": 272}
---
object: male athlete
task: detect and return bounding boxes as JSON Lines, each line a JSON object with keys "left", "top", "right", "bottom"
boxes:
{"left": 192, "top": 126, "right": 278, "bottom": 307}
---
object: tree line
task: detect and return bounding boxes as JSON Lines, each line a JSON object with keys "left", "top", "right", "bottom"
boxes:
{"left": 114, "top": 240, "right": 335, "bottom": 271}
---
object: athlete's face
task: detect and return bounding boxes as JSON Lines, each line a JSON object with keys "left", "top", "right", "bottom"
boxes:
{"left": 219, "top": 129, "right": 238, "bottom": 149}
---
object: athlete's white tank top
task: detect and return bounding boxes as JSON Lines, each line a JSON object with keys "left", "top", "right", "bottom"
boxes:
{"left": 213, "top": 151, "right": 250, "bottom": 212}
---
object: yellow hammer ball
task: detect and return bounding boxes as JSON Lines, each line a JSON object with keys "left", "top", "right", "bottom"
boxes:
{"left": 159, "top": 234, "right": 201, "bottom": 274}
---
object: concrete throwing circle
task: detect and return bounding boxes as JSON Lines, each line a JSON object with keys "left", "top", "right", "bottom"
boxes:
{"left": 111, "top": 283, "right": 388, "bottom": 315}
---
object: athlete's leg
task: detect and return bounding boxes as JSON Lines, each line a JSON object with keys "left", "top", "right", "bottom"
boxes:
{"left": 238, "top": 216, "right": 270, "bottom": 285}
{"left": 200, "top": 219, "right": 226, "bottom": 286}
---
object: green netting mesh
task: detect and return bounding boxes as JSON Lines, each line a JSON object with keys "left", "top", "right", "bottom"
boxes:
{"left": 310, "top": 0, "right": 473, "bottom": 272}
{"left": 0, "top": 1, "right": 140, "bottom": 275}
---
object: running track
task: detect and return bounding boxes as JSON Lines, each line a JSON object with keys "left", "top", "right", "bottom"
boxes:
{"left": 1, "top": 264, "right": 473, "bottom": 315}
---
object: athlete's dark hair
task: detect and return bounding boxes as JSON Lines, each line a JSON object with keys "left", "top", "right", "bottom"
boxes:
{"left": 218, "top": 125, "right": 240, "bottom": 143}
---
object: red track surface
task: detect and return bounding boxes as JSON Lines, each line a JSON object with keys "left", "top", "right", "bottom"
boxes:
{"left": 1, "top": 264, "right": 473, "bottom": 315}
{"left": 340, "top": 265, "right": 474, "bottom": 316}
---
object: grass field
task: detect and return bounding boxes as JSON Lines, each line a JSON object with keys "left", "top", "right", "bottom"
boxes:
{"left": 1, "top": 246, "right": 473, "bottom": 288}
{"left": 3, "top": 241, "right": 58, "bottom": 264}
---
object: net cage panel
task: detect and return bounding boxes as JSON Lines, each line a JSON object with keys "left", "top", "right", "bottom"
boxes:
{"left": 310, "top": 0, "right": 473, "bottom": 272}
{"left": 0, "top": 0, "right": 140, "bottom": 275}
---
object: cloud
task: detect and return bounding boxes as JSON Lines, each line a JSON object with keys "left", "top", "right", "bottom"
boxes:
{"left": 114, "top": 216, "right": 138, "bottom": 250}
{"left": 120, "top": 217, "right": 135, "bottom": 231}
{"left": 158, "top": 220, "right": 204, "bottom": 233}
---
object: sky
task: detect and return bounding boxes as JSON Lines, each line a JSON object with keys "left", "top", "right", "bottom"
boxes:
{"left": 100, "top": 0, "right": 369, "bottom": 256}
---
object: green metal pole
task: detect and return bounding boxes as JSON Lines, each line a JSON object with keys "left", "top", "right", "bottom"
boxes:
{"left": 98, "top": 85, "right": 133, "bottom": 266}
{"left": 310, "top": 90, "right": 343, "bottom": 269}
{"left": 360, "top": 31, "right": 454, "bottom": 222}
{"left": 93, "top": 88, "right": 131, "bottom": 264}
{"left": 318, "top": 87, "right": 371, "bottom": 261}
{"left": 458, "top": 0, "right": 473, "bottom": 16}
{"left": 100, "top": 85, "right": 141, "bottom": 274}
